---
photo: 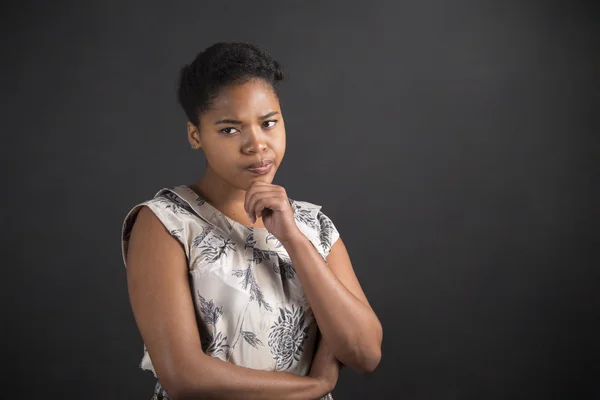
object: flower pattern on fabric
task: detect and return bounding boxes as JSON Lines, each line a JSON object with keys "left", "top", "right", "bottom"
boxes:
{"left": 246, "top": 231, "right": 296, "bottom": 279}
{"left": 202, "top": 331, "right": 230, "bottom": 358}
{"left": 155, "top": 192, "right": 196, "bottom": 217}
{"left": 191, "top": 225, "right": 213, "bottom": 249}
{"left": 120, "top": 185, "right": 340, "bottom": 400}
{"left": 197, "top": 294, "right": 224, "bottom": 326}
{"left": 273, "top": 252, "right": 296, "bottom": 280}
{"left": 169, "top": 228, "right": 184, "bottom": 242}
{"left": 268, "top": 305, "right": 310, "bottom": 370}
{"left": 241, "top": 330, "right": 265, "bottom": 349}
{"left": 151, "top": 381, "right": 169, "bottom": 400}
{"left": 232, "top": 263, "right": 273, "bottom": 312}
{"left": 317, "top": 211, "right": 337, "bottom": 258}
{"left": 246, "top": 231, "right": 279, "bottom": 265}
{"left": 291, "top": 199, "right": 319, "bottom": 230}
{"left": 265, "top": 232, "right": 283, "bottom": 248}
{"left": 199, "top": 231, "right": 237, "bottom": 264}
{"left": 197, "top": 294, "right": 230, "bottom": 358}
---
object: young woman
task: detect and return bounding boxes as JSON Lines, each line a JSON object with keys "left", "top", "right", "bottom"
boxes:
{"left": 121, "top": 42, "right": 382, "bottom": 400}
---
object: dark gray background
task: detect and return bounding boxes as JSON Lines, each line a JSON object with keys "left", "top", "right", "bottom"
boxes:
{"left": 4, "top": 0, "right": 599, "bottom": 398}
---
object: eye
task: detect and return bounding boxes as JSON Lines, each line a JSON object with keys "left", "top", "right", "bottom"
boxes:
{"left": 262, "top": 120, "right": 277, "bottom": 128}
{"left": 219, "top": 127, "right": 239, "bottom": 135}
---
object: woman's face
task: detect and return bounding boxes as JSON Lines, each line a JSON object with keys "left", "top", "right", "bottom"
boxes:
{"left": 189, "top": 78, "right": 286, "bottom": 191}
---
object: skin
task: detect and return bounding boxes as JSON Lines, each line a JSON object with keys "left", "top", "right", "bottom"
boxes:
{"left": 126, "top": 77, "right": 382, "bottom": 400}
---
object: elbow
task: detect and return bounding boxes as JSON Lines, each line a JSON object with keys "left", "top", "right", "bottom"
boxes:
{"left": 157, "top": 363, "right": 209, "bottom": 400}
{"left": 352, "top": 343, "right": 382, "bottom": 374}
{"left": 158, "top": 375, "right": 191, "bottom": 400}
{"left": 161, "top": 377, "right": 202, "bottom": 400}
{"left": 338, "top": 324, "right": 383, "bottom": 374}
{"left": 150, "top": 349, "right": 214, "bottom": 399}
{"left": 334, "top": 337, "right": 382, "bottom": 374}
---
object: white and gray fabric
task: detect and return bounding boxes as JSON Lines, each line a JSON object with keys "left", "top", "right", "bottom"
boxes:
{"left": 121, "top": 185, "right": 340, "bottom": 399}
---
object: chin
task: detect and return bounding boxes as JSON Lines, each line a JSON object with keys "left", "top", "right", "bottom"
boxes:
{"left": 240, "top": 173, "right": 275, "bottom": 190}
{"left": 252, "top": 174, "right": 275, "bottom": 184}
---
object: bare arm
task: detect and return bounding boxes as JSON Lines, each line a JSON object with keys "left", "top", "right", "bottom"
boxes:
{"left": 281, "top": 234, "right": 383, "bottom": 373}
{"left": 308, "top": 329, "right": 342, "bottom": 392}
{"left": 126, "top": 206, "right": 331, "bottom": 400}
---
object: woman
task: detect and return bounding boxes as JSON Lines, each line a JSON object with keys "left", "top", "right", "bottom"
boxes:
{"left": 121, "top": 42, "right": 382, "bottom": 399}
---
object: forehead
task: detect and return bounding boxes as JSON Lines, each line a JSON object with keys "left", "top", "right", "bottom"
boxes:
{"left": 209, "top": 78, "right": 279, "bottom": 116}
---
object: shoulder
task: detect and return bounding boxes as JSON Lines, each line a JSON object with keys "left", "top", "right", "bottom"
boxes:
{"left": 127, "top": 187, "right": 201, "bottom": 228}
{"left": 289, "top": 198, "right": 322, "bottom": 227}
{"left": 122, "top": 191, "right": 185, "bottom": 238}
{"left": 148, "top": 188, "right": 198, "bottom": 217}
{"left": 289, "top": 198, "right": 336, "bottom": 228}
{"left": 121, "top": 188, "right": 198, "bottom": 267}
{"left": 289, "top": 198, "right": 340, "bottom": 259}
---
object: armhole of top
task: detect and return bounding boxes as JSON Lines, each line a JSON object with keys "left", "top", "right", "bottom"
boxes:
{"left": 120, "top": 201, "right": 190, "bottom": 269}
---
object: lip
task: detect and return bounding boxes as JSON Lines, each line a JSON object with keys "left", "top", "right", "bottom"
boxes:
{"left": 247, "top": 161, "right": 274, "bottom": 175}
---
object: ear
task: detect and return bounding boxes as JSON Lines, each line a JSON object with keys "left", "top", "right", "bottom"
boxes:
{"left": 187, "top": 121, "right": 202, "bottom": 148}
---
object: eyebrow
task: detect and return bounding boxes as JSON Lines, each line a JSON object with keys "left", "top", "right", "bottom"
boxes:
{"left": 214, "top": 111, "right": 279, "bottom": 125}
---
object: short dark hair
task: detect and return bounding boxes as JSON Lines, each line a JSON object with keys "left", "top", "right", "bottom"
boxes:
{"left": 177, "top": 42, "right": 284, "bottom": 126}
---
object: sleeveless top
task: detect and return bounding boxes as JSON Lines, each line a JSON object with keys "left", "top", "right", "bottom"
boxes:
{"left": 120, "top": 185, "right": 339, "bottom": 399}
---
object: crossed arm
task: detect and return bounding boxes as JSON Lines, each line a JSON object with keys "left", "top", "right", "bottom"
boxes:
{"left": 126, "top": 206, "right": 380, "bottom": 399}
{"left": 281, "top": 228, "right": 382, "bottom": 373}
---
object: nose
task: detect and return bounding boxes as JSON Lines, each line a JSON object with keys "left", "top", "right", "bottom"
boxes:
{"left": 242, "top": 125, "right": 267, "bottom": 154}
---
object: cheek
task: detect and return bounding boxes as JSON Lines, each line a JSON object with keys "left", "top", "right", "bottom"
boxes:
{"left": 273, "top": 130, "right": 286, "bottom": 157}
{"left": 279, "top": 138, "right": 286, "bottom": 158}
{"left": 204, "top": 141, "right": 235, "bottom": 167}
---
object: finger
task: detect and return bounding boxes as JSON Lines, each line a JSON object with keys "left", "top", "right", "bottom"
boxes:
{"left": 253, "top": 196, "right": 287, "bottom": 222}
{"left": 253, "top": 187, "right": 288, "bottom": 220}
{"left": 253, "top": 200, "right": 266, "bottom": 223}
{"left": 248, "top": 191, "right": 281, "bottom": 223}
{"left": 245, "top": 188, "right": 282, "bottom": 220}
{"left": 244, "top": 183, "right": 274, "bottom": 214}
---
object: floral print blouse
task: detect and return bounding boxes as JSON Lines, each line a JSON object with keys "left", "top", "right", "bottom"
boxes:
{"left": 121, "top": 185, "right": 339, "bottom": 399}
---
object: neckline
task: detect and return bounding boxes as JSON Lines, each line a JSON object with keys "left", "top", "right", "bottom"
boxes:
{"left": 179, "top": 184, "right": 269, "bottom": 232}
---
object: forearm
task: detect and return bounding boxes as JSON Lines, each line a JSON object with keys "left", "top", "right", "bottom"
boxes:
{"left": 169, "top": 352, "right": 327, "bottom": 400}
{"left": 309, "top": 330, "right": 342, "bottom": 385}
{"left": 283, "top": 234, "right": 382, "bottom": 372}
